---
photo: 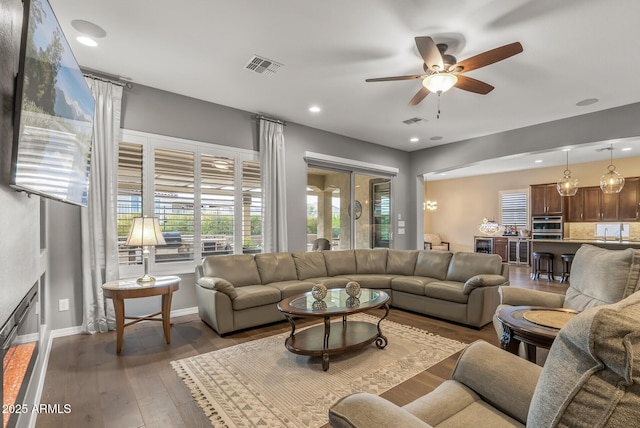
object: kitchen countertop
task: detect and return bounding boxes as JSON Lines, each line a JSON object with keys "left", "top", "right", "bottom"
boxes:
{"left": 532, "top": 239, "right": 640, "bottom": 245}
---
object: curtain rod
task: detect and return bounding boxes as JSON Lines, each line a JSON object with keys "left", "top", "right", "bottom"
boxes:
{"left": 254, "top": 114, "right": 286, "bottom": 126}
{"left": 83, "top": 73, "right": 134, "bottom": 89}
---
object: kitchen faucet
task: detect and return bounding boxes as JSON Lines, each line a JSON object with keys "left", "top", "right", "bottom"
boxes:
{"left": 604, "top": 228, "right": 608, "bottom": 242}
{"left": 619, "top": 223, "right": 625, "bottom": 242}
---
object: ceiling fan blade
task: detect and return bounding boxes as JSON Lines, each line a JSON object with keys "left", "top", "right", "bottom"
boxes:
{"left": 415, "top": 36, "right": 444, "bottom": 71}
{"left": 365, "top": 74, "right": 425, "bottom": 82}
{"left": 454, "top": 75, "right": 494, "bottom": 94}
{"left": 453, "top": 42, "right": 523, "bottom": 73}
{"left": 409, "top": 86, "right": 430, "bottom": 106}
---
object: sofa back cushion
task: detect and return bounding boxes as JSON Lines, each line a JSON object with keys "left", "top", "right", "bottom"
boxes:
{"left": 564, "top": 245, "right": 640, "bottom": 311}
{"left": 255, "top": 253, "right": 298, "bottom": 284}
{"left": 445, "top": 252, "right": 502, "bottom": 283}
{"left": 355, "top": 249, "right": 388, "bottom": 274}
{"left": 386, "top": 250, "right": 419, "bottom": 275}
{"left": 324, "top": 250, "right": 357, "bottom": 276}
{"left": 528, "top": 291, "right": 640, "bottom": 427}
{"left": 292, "top": 252, "right": 328, "bottom": 280}
{"left": 202, "top": 254, "right": 261, "bottom": 287}
{"left": 414, "top": 251, "right": 453, "bottom": 280}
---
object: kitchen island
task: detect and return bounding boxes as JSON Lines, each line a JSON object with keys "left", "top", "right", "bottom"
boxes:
{"left": 531, "top": 239, "right": 640, "bottom": 280}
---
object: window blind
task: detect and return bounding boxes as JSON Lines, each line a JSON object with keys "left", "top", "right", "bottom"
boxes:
{"left": 500, "top": 190, "right": 528, "bottom": 228}
{"left": 117, "top": 142, "right": 143, "bottom": 265}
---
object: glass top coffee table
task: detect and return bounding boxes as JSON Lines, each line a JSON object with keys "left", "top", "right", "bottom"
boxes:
{"left": 277, "top": 288, "right": 390, "bottom": 371}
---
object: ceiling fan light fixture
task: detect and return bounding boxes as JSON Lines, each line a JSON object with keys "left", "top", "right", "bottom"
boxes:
{"left": 423, "top": 73, "right": 457, "bottom": 94}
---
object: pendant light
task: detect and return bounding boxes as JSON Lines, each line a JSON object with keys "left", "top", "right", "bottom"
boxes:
{"left": 556, "top": 149, "right": 579, "bottom": 196}
{"left": 599, "top": 144, "right": 625, "bottom": 193}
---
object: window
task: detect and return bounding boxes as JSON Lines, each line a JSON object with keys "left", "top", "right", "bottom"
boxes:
{"left": 116, "top": 130, "right": 262, "bottom": 276}
{"left": 499, "top": 189, "right": 529, "bottom": 229}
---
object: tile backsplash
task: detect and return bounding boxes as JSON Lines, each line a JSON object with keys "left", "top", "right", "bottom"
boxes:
{"left": 565, "top": 222, "right": 640, "bottom": 240}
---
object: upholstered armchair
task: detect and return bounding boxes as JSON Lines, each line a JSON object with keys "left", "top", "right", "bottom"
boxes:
{"left": 311, "top": 238, "right": 331, "bottom": 251}
{"left": 492, "top": 244, "right": 640, "bottom": 360}
{"left": 423, "top": 233, "right": 449, "bottom": 251}
{"left": 329, "top": 291, "right": 640, "bottom": 427}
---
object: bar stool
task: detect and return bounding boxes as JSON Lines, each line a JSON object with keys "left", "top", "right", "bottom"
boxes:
{"left": 532, "top": 252, "right": 554, "bottom": 281}
{"left": 560, "top": 253, "right": 575, "bottom": 284}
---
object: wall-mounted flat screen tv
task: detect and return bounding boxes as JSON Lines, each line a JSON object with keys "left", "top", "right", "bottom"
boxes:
{"left": 10, "top": 0, "right": 95, "bottom": 207}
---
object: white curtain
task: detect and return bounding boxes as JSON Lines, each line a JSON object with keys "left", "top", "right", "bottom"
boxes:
{"left": 260, "top": 119, "right": 288, "bottom": 252}
{"left": 81, "top": 78, "right": 123, "bottom": 334}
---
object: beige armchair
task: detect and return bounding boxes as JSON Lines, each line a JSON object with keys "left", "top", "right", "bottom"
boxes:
{"left": 492, "top": 244, "right": 640, "bottom": 360}
{"left": 423, "top": 233, "right": 449, "bottom": 251}
{"left": 329, "top": 291, "right": 640, "bottom": 427}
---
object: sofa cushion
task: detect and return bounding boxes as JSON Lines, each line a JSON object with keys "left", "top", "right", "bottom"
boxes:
{"left": 355, "top": 249, "right": 388, "bottom": 274}
{"left": 324, "top": 250, "right": 357, "bottom": 276}
{"left": 414, "top": 251, "right": 453, "bottom": 280}
{"left": 527, "top": 291, "right": 640, "bottom": 427}
{"left": 446, "top": 252, "right": 502, "bottom": 283}
{"left": 292, "top": 252, "right": 328, "bottom": 280}
{"left": 304, "top": 277, "right": 350, "bottom": 289}
{"left": 564, "top": 244, "right": 640, "bottom": 311}
{"left": 202, "top": 254, "right": 261, "bottom": 287}
{"left": 267, "top": 280, "right": 316, "bottom": 299}
{"left": 424, "top": 281, "right": 468, "bottom": 304}
{"left": 463, "top": 274, "right": 507, "bottom": 295}
{"left": 338, "top": 274, "right": 393, "bottom": 289}
{"left": 196, "top": 277, "right": 238, "bottom": 299}
{"left": 232, "top": 285, "right": 282, "bottom": 311}
{"left": 387, "top": 250, "right": 419, "bottom": 276}
{"left": 391, "top": 276, "right": 438, "bottom": 295}
{"left": 255, "top": 252, "right": 298, "bottom": 284}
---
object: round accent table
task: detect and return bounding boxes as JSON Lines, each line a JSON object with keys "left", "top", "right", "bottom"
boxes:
{"left": 102, "top": 275, "right": 180, "bottom": 353}
{"left": 496, "top": 305, "right": 578, "bottom": 364}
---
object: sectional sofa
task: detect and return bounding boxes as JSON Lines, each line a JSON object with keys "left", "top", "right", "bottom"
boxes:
{"left": 195, "top": 249, "right": 509, "bottom": 335}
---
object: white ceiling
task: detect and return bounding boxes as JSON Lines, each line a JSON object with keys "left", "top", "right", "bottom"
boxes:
{"left": 49, "top": 0, "right": 640, "bottom": 157}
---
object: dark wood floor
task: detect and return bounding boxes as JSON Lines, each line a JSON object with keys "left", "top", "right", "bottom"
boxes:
{"left": 36, "top": 266, "right": 567, "bottom": 428}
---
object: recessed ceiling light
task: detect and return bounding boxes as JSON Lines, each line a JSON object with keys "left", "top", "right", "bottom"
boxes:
{"left": 440, "top": 173, "right": 446, "bottom": 176}
{"left": 76, "top": 36, "right": 97, "bottom": 47}
{"left": 562, "top": 148, "right": 571, "bottom": 152}
{"left": 622, "top": 147, "right": 632, "bottom": 151}
{"left": 410, "top": 137, "right": 419, "bottom": 143}
{"left": 576, "top": 98, "right": 599, "bottom": 107}
{"left": 71, "top": 19, "right": 107, "bottom": 38}
{"left": 309, "top": 106, "right": 321, "bottom": 113}
{"left": 534, "top": 159, "right": 543, "bottom": 163}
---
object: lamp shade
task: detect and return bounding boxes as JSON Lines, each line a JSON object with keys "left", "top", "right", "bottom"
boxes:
{"left": 125, "top": 217, "right": 166, "bottom": 246}
{"left": 423, "top": 73, "right": 458, "bottom": 93}
{"left": 557, "top": 174, "right": 579, "bottom": 196}
{"left": 600, "top": 167, "right": 625, "bottom": 193}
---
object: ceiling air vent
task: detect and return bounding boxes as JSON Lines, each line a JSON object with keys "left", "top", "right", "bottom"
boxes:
{"left": 402, "top": 117, "right": 426, "bottom": 125}
{"left": 245, "top": 55, "right": 283, "bottom": 76}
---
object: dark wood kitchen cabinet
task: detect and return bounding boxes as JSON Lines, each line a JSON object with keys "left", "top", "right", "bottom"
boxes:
{"left": 582, "top": 186, "right": 619, "bottom": 221}
{"left": 620, "top": 177, "right": 640, "bottom": 221}
{"left": 566, "top": 187, "right": 585, "bottom": 222}
{"left": 531, "top": 184, "right": 563, "bottom": 216}
{"left": 492, "top": 237, "right": 509, "bottom": 262}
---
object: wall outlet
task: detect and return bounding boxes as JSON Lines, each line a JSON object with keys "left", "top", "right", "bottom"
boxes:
{"left": 58, "top": 299, "right": 69, "bottom": 312}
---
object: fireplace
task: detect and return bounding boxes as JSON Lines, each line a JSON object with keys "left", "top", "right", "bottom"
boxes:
{"left": 1, "top": 284, "right": 39, "bottom": 428}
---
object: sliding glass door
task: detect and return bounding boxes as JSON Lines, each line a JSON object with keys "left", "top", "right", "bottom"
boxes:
{"left": 307, "top": 168, "right": 391, "bottom": 250}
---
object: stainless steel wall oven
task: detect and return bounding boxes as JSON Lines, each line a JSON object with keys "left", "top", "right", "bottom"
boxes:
{"left": 531, "top": 215, "right": 563, "bottom": 240}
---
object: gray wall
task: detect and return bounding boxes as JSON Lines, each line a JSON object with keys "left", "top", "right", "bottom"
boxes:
{"left": 0, "top": 0, "right": 45, "bottom": 328}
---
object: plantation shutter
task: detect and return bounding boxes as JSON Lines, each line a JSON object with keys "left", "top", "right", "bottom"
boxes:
{"left": 242, "top": 160, "right": 262, "bottom": 252}
{"left": 201, "top": 154, "right": 235, "bottom": 255}
{"left": 154, "top": 147, "right": 195, "bottom": 262}
{"left": 117, "top": 142, "right": 143, "bottom": 265}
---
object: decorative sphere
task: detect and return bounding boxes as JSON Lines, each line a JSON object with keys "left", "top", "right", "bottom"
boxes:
{"left": 345, "top": 296, "right": 360, "bottom": 308}
{"left": 312, "top": 300, "right": 328, "bottom": 310}
{"left": 345, "top": 281, "right": 361, "bottom": 297}
{"left": 311, "top": 283, "right": 327, "bottom": 301}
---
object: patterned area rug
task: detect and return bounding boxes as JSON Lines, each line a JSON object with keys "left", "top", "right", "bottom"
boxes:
{"left": 171, "top": 314, "right": 466, "bottom": 427}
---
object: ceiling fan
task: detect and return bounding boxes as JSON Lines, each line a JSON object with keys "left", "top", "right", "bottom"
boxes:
{"left": 366, "top": 37, "right": 523, "bottom": 106}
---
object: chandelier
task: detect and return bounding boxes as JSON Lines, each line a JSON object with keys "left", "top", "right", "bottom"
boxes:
{"left": 556, "top": 150, "right": 579, "bottom": 196}
{"left": 599, "top": 144, "right": 625, "bottom": 193}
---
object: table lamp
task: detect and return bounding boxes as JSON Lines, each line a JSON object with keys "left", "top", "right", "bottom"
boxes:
{"left": 125, "top": 216, "right": 166, "bottom": 283}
